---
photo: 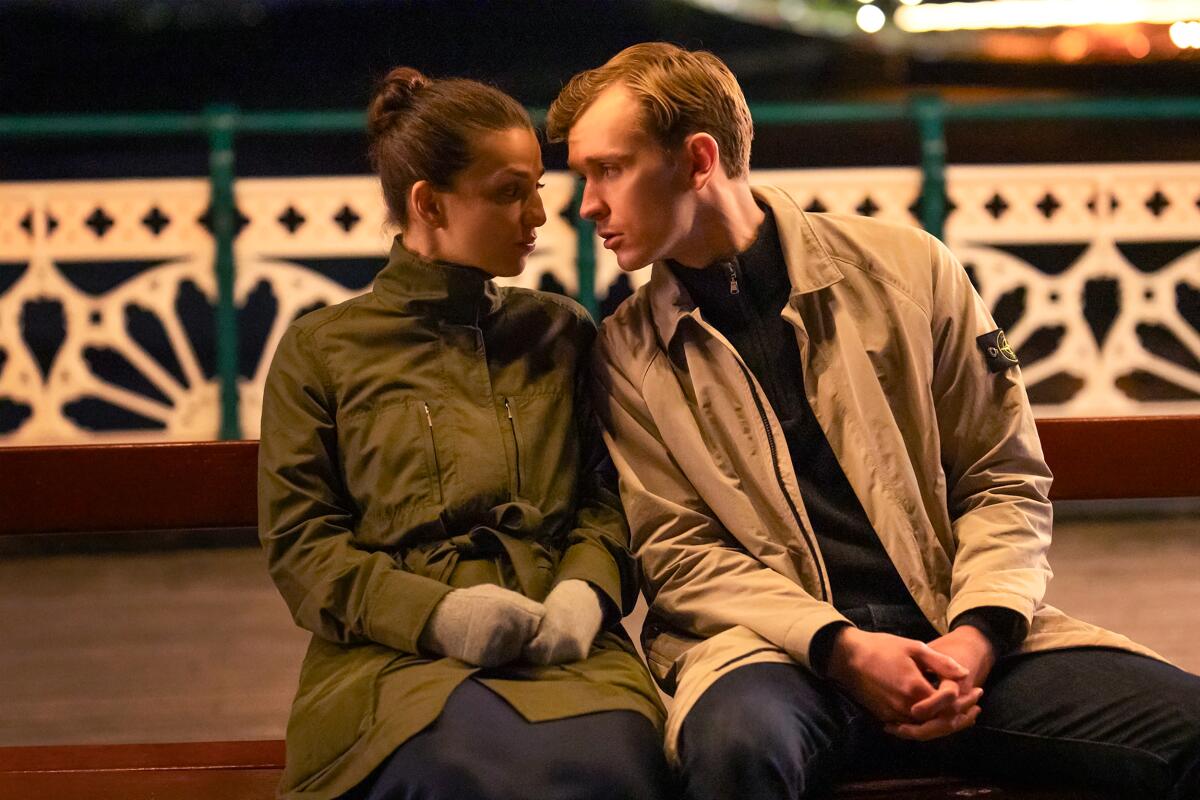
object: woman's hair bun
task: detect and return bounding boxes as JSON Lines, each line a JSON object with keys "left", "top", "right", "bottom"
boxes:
{"left": 368, "top": 66, "right": 430, "bottom": 139}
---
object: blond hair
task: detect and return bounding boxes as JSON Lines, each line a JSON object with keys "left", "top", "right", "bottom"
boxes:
{"left": 547, "top": 42, "right": 753, "bottom": 178}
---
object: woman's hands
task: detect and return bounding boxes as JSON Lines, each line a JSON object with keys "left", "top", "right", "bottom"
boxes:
{"left": 417, "top": 580, "right": 604, "bottom": 668}
{"left": 523, "top": 579, "right": 604, "bottom": 665}
{"left": 418, "top": 584, "right": 545, "bottom": 667}
{"left": 825, "top": 626, "right": 985, "bottom": 741}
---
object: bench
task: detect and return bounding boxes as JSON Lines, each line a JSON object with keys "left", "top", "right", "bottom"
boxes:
{"left": 2, "top": 415, "right": 1198, "bottom": 799}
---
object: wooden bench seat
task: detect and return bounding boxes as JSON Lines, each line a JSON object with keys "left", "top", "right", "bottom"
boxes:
{"left": 1, "top": 415, "right": 1196, "bottom": 798}
{"left": 0, "top": 741, "right": 1106, "bottom": 799}
{"left": 0, "top": 741, "right": 284, "bottom": 800}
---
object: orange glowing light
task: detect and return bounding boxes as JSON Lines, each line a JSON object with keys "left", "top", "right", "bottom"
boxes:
{"left": 1053, "top": 28, "right": 1091, "bottom": 60}
{"left": 1125, "top": 30, "right": 1152, "bottom": 57}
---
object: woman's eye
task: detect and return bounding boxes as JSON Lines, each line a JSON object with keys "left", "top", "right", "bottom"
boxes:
{"left": 536, "top": 182, "right": 545, "bottom": 190}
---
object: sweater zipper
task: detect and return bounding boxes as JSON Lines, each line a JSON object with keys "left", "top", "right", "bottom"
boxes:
{"left": 725, "top": 262, "right": 740, "bottom": 295}
{"left": 731, "top": 358, "right": 829, "bottom": 603}
{"left": 504, "top": 397, "right": 522, "bottom": 496}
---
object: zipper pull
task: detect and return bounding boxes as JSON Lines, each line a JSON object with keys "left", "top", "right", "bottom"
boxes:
{"left": 504, "top": 398, "right": 513, "bottom": 419}
{"left": 726, "top": 262, "right": 740, "bottom": 295}
{"left": 423, "top": 401, "right": 434, "bottom": 428}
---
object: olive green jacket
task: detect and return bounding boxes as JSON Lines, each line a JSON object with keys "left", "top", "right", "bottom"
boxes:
{"left": 592, "top": 186, "right": 1161, "bottom": 762}
{"left": 258, "top": 238, "right": 665, "bottom": 799}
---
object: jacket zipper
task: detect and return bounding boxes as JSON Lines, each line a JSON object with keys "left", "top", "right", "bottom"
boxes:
{"left": 729, "top": 341, "right": 830, "bottom": 603}
{"left": 719, "top": 264, "right": 827, "bottom": 599}
{"left": 504, "top": 397, "right": 522, "bottom": 495}
{"left": 422, "top": 401, "right": 444, "bottom": 504}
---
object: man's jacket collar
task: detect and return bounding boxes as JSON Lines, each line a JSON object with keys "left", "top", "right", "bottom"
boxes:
{"left": 647, "top": 185, "right": 845, "bottom": 344}
{"left": 373, "top": 235, "right": 502, "bottom": 325}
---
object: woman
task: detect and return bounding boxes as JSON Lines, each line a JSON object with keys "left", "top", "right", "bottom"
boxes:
{"left": 258, "top": 67, "right": 670, "bottom": 800}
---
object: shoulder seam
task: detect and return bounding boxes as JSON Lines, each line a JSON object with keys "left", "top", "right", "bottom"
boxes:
{"left": 293, "top": 324, "right": 337, "bottom": 409}
{"left": 828, "top": 253, "right": 931, "bottom": 320}
{"left": 504, "top": 286, "right": 594, "bottom": 325}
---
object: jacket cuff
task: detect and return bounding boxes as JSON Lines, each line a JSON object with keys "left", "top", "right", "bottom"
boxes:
{"left": 364, "top": 570, "right": 454, "bottom": 654}
{"left": 808, "top": 620, "right": 854, "bottom": 677}
{"left": 946, "top": 590, "right": 1035, "bottom": 634}
{"left": 555, "top": 540, "right": 626, "bottom": 616}
{"left": 950, "top": 607, "right": 1029, "bottom": 658}
{"left": 782, "top": 606, "right": 853, "bottom": 670}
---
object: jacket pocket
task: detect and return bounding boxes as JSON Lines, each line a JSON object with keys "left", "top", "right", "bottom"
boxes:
{"left": 503, "top": 392, "right": 572, "bottom": 503}
{"left": 503, "top": 397, "right": 526, "bottom": 497}
{"left": 420, "top": 401, "right": 445, "bottom": 505}
{"left": 344, "top": 396, "right": 446, "bottom": 530}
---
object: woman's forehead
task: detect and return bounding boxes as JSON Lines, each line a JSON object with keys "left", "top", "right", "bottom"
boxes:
{"left": 463, "top": 127, "right": 543, "bottom": 178}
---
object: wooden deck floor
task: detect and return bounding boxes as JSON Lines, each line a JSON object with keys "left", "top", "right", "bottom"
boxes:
{"left": 2, "top": 504, "right": 1197, "bottom": 747}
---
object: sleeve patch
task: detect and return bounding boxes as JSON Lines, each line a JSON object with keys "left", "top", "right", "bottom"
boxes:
{"left": 976, "top": 329, "right": 1019, "bottom": 372}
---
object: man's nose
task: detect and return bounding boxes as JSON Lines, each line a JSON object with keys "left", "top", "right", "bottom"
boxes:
{"left": 578, "top": 180, "right": 605, "bottom": 222}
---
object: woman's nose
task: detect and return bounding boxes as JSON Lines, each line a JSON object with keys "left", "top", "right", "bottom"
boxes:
{"left": 526, "top": 190, "right": 547, "bottom": 227}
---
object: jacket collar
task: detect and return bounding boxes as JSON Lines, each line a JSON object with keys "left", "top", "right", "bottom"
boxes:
{"left": 373, "top": 235, "right": 503, "bottom": 325}
{"left": 647, "top": 185, "right": 845, "bottom": 344}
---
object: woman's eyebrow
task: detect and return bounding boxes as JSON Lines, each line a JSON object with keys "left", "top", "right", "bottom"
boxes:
{"left": 494, "top": 166, "right": 540, "bottom": 180}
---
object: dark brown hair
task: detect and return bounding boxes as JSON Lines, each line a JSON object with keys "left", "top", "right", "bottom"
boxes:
{"left": 368, "top": 67, "right": 533, "bottom": 225}
{"left": 547, "top": 43, "right": 753, "bottom": 179}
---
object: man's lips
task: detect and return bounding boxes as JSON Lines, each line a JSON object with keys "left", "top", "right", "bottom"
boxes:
{"left": 600, "top": 232, "right": 621, "bottom": 249}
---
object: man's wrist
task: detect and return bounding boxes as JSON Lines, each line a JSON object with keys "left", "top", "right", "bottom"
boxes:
{"left": 824, "top": 623, "right": 866, "bottom": 682}
{"left": 949, "top": 607, "right": 1027, "bottom": 660}
{"left": 810, "top": 621, "right": 853, "bottom": 677}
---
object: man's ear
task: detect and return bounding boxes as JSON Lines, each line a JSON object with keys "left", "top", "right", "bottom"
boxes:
{"left": 409, "top": 180, "right": 445, "bottom": 228}
{"left": 683, "top": 133, "right": 720, "bottom": 191}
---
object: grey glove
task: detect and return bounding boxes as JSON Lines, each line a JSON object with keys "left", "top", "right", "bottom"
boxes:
{"left": 418, "top": 584, "right": 545, "bottom": 667}
{"left": 523, "top": 579, "right": 604, "bottom": 665}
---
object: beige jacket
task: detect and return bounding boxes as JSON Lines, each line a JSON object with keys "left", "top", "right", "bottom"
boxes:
{"left": 592, "top": 185, "right": 1159, "bottom": 760}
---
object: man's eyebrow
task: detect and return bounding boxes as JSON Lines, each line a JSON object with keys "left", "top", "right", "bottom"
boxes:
{"left": 566, "top": 153, "right": 627, "bottom": 170}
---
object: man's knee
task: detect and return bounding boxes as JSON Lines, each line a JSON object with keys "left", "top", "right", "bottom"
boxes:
{"left": 1162, "top": 670, "right": 1200, "bottom": 799}
{"left": 678, "top": 663, "right": 852, "bottom": 799}
{"left": 977, "top": 650, "right": 1200, "bottom": 798}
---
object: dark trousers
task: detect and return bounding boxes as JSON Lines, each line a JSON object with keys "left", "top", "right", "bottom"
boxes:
{"left": 344, "top": 678, "right": 674, "bottom": 800}
{"left": 678, "top": 608, "right": 1200, "bottom": 800}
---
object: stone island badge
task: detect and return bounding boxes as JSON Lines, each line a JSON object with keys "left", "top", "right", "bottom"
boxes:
{"left": 977, "top": 329, "right": 1019, "bottom": 372}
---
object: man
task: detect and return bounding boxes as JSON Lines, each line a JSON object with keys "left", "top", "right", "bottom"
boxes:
{"left": 547, "top": 43, "right": 1200, "bottom": 799}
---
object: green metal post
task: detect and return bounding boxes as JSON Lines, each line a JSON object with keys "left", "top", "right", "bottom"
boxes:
{"left": 571, "top": 176, "right": 599, "bottom": 320}
{"left": 912, "top": 94, "right": 948, "bottom": 241}
{"left": 206, "top": 105, "right": 241, "bottom": 440}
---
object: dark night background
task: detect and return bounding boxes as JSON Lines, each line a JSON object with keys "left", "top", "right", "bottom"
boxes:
{"left": 3, "top": 0, "right": 1199, "bottom": 181}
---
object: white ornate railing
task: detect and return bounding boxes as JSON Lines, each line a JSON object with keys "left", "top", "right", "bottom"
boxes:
{"left": 1, "top": 165, "right": 1197, "bottom": 444}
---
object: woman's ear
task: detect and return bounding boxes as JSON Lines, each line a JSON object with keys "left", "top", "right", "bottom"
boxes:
{"left": 683, "top": 133, "right": 720, "bottom": 191}
{"left": 409, "top": 180, "right": 445, "bottom": 228}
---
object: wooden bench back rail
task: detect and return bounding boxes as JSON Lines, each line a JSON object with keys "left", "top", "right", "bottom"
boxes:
{"left": 1, "top": 415, "right": 1197, "bottom": 537}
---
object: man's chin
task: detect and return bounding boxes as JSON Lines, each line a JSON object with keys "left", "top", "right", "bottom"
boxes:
{"left": 616, "top": 251, "right": 653, "bottom": 272}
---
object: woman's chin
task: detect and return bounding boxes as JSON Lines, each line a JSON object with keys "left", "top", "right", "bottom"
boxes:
{"left": 493, "top": 259, "right": 527, "bottom": 279}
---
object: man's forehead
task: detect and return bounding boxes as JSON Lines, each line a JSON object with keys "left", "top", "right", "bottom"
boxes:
{"left": 568, "top": 92, "right": 654, "bottom": 158}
